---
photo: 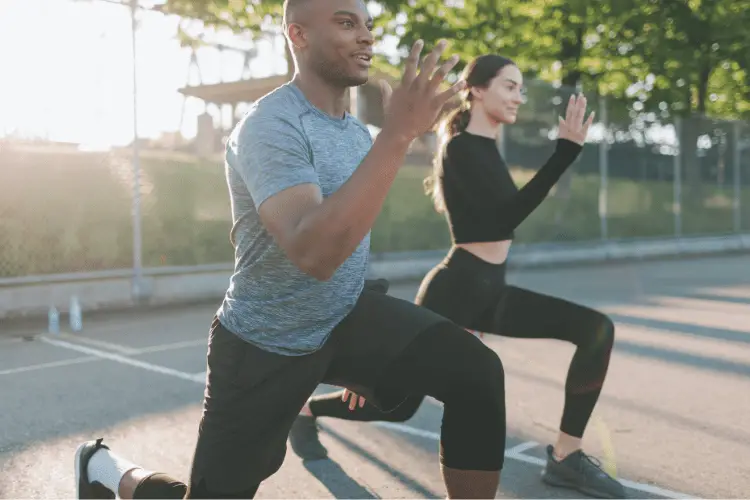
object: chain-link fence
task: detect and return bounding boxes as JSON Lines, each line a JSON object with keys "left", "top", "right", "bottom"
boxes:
{"left": 370, "top": 81, "right": 750, "bottom": 253}
{"left": 1, "top": 0, "right": 748, "bottom": 279}
{"left": 742, "top": 121, "right": 750, "bottom": 232}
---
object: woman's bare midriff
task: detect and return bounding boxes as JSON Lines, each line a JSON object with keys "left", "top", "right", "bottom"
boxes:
{"left": 456, "top": 240, "right": 512, "bottom": 265}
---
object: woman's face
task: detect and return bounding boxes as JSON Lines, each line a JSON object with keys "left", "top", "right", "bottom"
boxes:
{"left": 471, "top": 64, "right": 525, "bottom": 124}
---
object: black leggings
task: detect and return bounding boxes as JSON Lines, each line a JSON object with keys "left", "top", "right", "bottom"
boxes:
{"left": 127, "top": 302, "right": 507, "bottom": 498}
{"left": 310, "top": 247, "right": 615, "bottom": 439}
{"left": 130, "top": 475, "right": 257, "bottom": 499}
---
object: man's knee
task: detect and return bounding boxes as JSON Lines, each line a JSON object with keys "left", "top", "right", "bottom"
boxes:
{"left": 450, "top": 344, "right": 505, "bottom": 409}
{"left": 440, "top": 343, "right": 506, "bottom": 472}
{"left": 132, "top": 473, "right": 187, "bottom": 499}
{"left": 186, "top": 478, "right": 259, "bottom": 499}
{"left": 474, "top": 348, "right": 505, "bottom": 404}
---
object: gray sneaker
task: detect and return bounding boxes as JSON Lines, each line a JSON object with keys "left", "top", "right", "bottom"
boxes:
{"left": 541, "top": 445, "right": 627, "bottom": 499}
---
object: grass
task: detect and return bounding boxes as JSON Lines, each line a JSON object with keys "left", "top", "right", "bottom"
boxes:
{"left": 1, "top": 146, "right": 748, "bottom": 278}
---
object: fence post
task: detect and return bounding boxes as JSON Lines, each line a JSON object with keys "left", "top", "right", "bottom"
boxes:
{"left": 734, "top": 121, "right": 742, "bottom": 232}
{"left": 130, "top": 0, "right": 144, "bottom": 300}
{"left": 349, "top": 86, "right": 359, "bottom": 118}
{"left": 598, "top": 95, "right": 609, "bottom": 241}
{"left": 498, "top": 124, "right": 506, "bottom": 158}
{"left": 673, "top": 116, "right": 682, "bottom": 238}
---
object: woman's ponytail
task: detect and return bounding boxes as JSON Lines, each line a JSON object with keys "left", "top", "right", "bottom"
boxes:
{"left": 423, "top": 106, "right": 471, "bottom": 213}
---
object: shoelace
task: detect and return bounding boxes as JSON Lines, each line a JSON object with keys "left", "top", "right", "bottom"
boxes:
{"left": 578, "top": 452, "right": 614, "bottom": 479}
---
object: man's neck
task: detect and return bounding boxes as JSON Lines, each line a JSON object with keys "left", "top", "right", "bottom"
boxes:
{"left": 292, "top": 72, "right": 349, "bottom": 119}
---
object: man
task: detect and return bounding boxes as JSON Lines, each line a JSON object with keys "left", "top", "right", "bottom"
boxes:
{"left": 73, "top": 0, "right": 510, "bottom": 498}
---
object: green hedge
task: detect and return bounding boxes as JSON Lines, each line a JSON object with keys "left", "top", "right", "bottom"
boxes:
{"left": 0, "top": 147, "right": 746, "bottom": 278}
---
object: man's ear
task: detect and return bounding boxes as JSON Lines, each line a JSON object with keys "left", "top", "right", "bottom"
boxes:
{"left": 287, "top": 22, "right": 308, "bottom": 50}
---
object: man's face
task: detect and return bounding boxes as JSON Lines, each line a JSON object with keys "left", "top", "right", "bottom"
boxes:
{"left": 291, "top": 0, "right": 375, "bottom": 87}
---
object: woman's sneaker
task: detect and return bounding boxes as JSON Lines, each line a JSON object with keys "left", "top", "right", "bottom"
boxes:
{"left": 541, "top": 444, "right": 627, "bottom": 499}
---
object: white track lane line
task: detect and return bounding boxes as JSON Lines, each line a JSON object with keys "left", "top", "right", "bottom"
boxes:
{"left": 42, "top": 336, "right": 696, "bottom": 499}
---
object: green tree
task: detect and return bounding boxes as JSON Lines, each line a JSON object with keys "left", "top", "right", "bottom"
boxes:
{"left": 155, "top": 0, "right": 293, "bottom": 74}
{"left": 604, "top": 0, "right": 750, "bottom": 188}
{"left": 155, "top": 0, "right": 750, "bottom": 188}
{"left": 373, "top": 0, "right": 633, "bottom": 210}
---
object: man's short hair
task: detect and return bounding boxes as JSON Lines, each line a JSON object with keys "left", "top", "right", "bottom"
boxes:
{"left": 282, "top": 0, "right": 310, "bottom": 29}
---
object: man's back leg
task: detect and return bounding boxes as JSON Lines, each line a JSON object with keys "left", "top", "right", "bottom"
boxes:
{"left": 321, "top": 290, "right": 507, "bottom": 499}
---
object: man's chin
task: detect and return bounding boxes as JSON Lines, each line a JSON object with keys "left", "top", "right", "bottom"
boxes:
{"left": 345, "top": 73, "right": 369, "bottom": 87}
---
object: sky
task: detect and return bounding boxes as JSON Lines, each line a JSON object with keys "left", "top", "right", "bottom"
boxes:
{"left": 0, "top": 0, "right": 292, "bottom": 149}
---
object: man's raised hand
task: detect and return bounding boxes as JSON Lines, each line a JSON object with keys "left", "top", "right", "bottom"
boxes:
{"left": 380, "top": 39, "right": 465, "bottom": 143}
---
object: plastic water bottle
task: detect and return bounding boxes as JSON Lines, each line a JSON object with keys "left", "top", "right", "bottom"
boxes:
{"left": 69, "top": 296, "right": 82, "bottom": 332}
{"left": 48, "top": 306, "right": 60, "bottom": 334}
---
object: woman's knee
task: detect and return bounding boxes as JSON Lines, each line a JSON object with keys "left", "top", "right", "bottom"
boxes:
{"left": 596, "top": 313, "right": 616, "bottom": 352}
{"left": 385, "top": 394, "right": 423, "bottom": 421}
{"left": 575, "top": 309, "right": 615, "bottom": 352}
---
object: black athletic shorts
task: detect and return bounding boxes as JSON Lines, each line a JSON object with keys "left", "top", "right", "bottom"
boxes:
{"left": 187, "top": 279, "right": 448, "bottom": 493}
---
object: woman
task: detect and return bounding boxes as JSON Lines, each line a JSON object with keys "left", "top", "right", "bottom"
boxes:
{"left": 292, "top": 54, "right": 625, "bottom": 499}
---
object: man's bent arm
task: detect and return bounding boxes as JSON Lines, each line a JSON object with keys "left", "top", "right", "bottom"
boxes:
{"left": 239, "top": 117, "right": 411, "bottom": 281}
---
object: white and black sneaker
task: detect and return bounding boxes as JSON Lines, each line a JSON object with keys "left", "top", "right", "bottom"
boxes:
{"left": 74, "top": 438, "right": 115, "bottom": 499}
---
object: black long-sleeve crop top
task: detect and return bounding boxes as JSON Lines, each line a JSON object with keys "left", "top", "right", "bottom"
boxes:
{"left": 439, "top": 131, "right": 583, "bottom": 243}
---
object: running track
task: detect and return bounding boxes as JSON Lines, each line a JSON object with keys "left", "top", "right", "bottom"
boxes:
{"left": 2, "top": 254, "right": 749, "bottom": 498}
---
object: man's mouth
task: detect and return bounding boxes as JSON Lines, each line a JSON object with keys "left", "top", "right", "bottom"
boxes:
{"left": 353, "top": 52, "right": 372, "bottom": 67}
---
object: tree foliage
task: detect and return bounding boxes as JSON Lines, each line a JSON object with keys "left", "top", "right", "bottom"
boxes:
{"left": 155, "top": 0, "right": 750, "bottom": 121}
{"left": 156, "top": 0, "right": 283, "bottom": 34}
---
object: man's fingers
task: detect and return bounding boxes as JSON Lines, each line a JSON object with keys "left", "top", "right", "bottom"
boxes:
{"left": 414, "top": 39, "right": 447, "bottom": 88}
{"left": 428, "top": 54, "right": 460, "bottom": 93}
{"left": 380, "top": 80, "right": 392, "bottom": 108}
{"left": 401, "top": 39, "right": 424, "bottom": 87}
{"left": 436, "top": 78, "right": 467, "bottom": 106}
{"left": 342, "top": 389, "right": 365, "bottom": 410}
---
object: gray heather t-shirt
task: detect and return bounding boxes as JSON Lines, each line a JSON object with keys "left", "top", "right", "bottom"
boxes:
{"left": 215, "top": 82, "right": 374, "bottom": 356}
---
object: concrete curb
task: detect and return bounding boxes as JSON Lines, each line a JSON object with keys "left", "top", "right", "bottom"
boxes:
{"left": 367, "top": 233, "right": 750, "bottom": 282}
{"left": 2, "top": 234, "right": 748, "bottom": 322}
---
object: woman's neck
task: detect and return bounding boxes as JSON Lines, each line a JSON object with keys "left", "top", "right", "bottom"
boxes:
{"left": 465, "top": 108, "right": 501, "bottom": 140}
